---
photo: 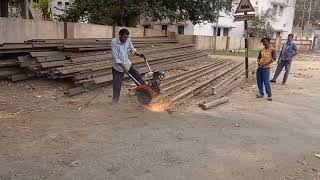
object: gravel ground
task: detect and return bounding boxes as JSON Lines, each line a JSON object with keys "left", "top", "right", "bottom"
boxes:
{"left": 0, "top": 52, "right": 320, "bottom": 180}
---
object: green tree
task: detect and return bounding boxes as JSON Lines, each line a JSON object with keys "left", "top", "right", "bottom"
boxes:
{"left": 59, "top": 0, "right": 234, "bottom": 27}
{"left": 248, "top": 9, "right": 276, "bottom": 38}
{"left": 33, "top": 0, "right": 52, "bottom": 20}
{"left": 8, "top": 0, "right": 21, "bottom": 18}
{"left": 294, "top": 0, "right": 320, "bottom": 28}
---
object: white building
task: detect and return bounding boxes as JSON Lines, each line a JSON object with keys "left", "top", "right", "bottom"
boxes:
{"left": 51, "top": 0, "right": 73, "bottom": 19}
{"left": 144, "top": 0, "right": 296, "bottom": 38}
{"left": 257, "top": 0, "right": 297, "bottom": 38}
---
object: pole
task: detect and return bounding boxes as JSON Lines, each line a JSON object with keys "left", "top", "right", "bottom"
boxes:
{"left": 214, "top": 16, "right": 219, "bottom": 50}
{"left": 244, "top": 12, "right": 249, "bottom": 79}
{"left": 307, "top": 0, "right": 312, "bottom": 25}
{"left": 301, "top": 0, "right": 306, "bottom": 37}
{"left": 214, "top": 0, "right": 220, "bottom": 50}
{"left": 25, "top": 0, "right": 29, "bottom": 19}
{"left": 0, "top": 0, "right": 9, "bottom": 17}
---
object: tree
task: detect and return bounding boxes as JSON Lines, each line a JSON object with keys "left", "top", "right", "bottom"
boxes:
{"left": 58, "top": 0, "right": 234, "bottom": 27}
{"left": 248, "top": 9, "right": 276, "bottom": 38}
{"left": 294, "top": 0, "right": 320, "bottom": 28}
{"left": 8, "top": 0, "right": 20, "bottom": 18}
{"left": 33, "top": 0, "right": 52, "bottom": 20}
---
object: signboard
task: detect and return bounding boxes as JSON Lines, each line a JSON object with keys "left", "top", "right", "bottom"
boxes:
{"left": 234, "top": 0, "right": 256, "bottom": 79}
{"left": 234, "top": 14, "right": 255, "bottom": 21}
{"left": 235, "top": 0, "right": 255, "bottom": 13}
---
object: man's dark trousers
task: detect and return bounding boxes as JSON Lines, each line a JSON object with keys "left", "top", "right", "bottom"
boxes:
{"left": 112, "top": 65, "right": 145, "bottom": 103}
{"left": 272, "top": 60, "right": 292, "bottom": 84}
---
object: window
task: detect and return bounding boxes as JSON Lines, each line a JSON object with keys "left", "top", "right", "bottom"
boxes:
{"left": 273, "top": 5, "right": 277, "bottom": 14}
{"left": 223, "top": 28, "right": 229, "bottom": 37}
{"left": 217, "top": 28, "right": 221, "bottom": 36}
{"left": 162, "top": 25, "right": 168, "bottom": 31}
{"left": 283, "top": 24, "right": 286, "bottom": 27}
{"left": 279, "top": 6, "right": 284, "bottom": 16}
{"left": 178, "top": 26, "right": 184, "bottom": 35}
{"left": 57, "top": 1, "right": 62, "bottom": 5}
{"left": 276, "top": 32, "right": 281, "bottom": 38}
{"left": 213, "top": 27, "right": 223, "bottom": 36}
{"left": 65, "top": 2, "right": 70, "bottom": 6}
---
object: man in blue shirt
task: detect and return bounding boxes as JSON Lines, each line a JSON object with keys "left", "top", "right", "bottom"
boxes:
{"left": 271, "top": 34, "right": 298, "bottom": 85}
{"left": 111, "top": 29, "right": 146, "bottom": 103}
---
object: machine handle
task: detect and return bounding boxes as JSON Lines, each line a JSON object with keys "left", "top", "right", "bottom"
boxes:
{"left": 127, "top": 73, "right": 142, "bottom": 86}
{"left": 144, "top": 58, "right": 152, "bottom": 72}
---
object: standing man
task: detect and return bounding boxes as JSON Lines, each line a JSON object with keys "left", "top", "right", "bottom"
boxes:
{"left": 271, "top": 34, "right": 298, "bottom": 85}
{"left": 111, "top": 29, "right": 146, "bottom": 104}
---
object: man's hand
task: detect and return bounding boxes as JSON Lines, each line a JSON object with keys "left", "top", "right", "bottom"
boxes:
{"left": 257, "top": 59, "right": 262, "bottom": 66}
{"left": 121, "top": 64, "right": 129, "bottom": 74}
{"left": 288, "top": 52, "right": 297, "bottom": 61}
{"left": 288, "top": 55, "right": 295, "bottom": 61}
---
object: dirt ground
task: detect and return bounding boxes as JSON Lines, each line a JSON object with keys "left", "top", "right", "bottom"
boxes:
{"left": 0, "top": 52, "right": 320, "bottom": 180}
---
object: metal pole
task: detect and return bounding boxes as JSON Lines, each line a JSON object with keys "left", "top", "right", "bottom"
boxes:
{"left": 25, "top": 0, "right": 29, "bottom": 19}
{"left": 307, "top": 0, "right": 312, "bottom": 25}
{"left": 214, "top": 17, "right": 219, "bottom": 50}
{"left": 301, "top": 0, "right": 306, "bottom": 37}
{"left": 244, "top": 12, "right": 249, "bottom": 79}
{"left": 0, "top": 0, "right": 9, "bottom": 17}
{"left": 144, "top": 58, "right": 152, "bottom": 72}
{"left": 214, "top": 0, "right": 220, "bottom": 50}
{"left": 127, "top": 73, "right": 142, "bottom": 86}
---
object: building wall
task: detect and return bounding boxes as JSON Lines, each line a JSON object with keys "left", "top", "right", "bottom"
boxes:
{"left": 145, "top": 28, "right": 166, "bottom": 37}
{"left": 73, "top": 23, "right": 113, "bottom": 39}
{"left": 0, "top": 18, "right": 166, "bottom": 43}
{"left": 229, "top": 37, "right": 246, "bottom": 49}
{"left": 183, "top": 23, "right": 195, "bottom": 35}
{"left": 115, "top": 26, "right": 144, "bottom": 37}
{"left": 194, "top": 23, "right": 214, "bottom": 36}
{"left": 167, "top": 22, "right": 195, "bottom": 35}
{"left": 167, "top": 25, "right": 178, "bottom": 34}
{"left": 163, "top": 19, "right": 244, "bottom": 37}
{"left": 175, "top": 35, "right": 196, "bottom": 44}
{"left": 218, "top": 14, "right": 244, "bottom": 37}
{"left": 0, "top": 17, "right": 64, "bottom": 43}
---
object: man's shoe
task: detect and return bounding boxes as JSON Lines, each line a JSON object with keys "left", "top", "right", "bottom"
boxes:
{"left": 111, "top": 100, "right": 119, "bottom": 105}
{"left": 270, "top": 80, "right": 276, "bottom": 83}
{"left": 281, "top": 82, "right": 286, "bottom": 85}
{"left": 267, "top": 97, "right": 273, "bottom": 101}
{"left": 256, "top": 94, "right": 264, "bottom": 98}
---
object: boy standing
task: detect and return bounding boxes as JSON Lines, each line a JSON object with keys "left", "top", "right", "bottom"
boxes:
{"left": 256, "top": 37, "right": 276, "bottom": 101}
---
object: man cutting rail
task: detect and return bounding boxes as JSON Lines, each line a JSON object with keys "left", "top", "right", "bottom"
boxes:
{"left": 111, "top": 29, "right": 146, "bottom": 104}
